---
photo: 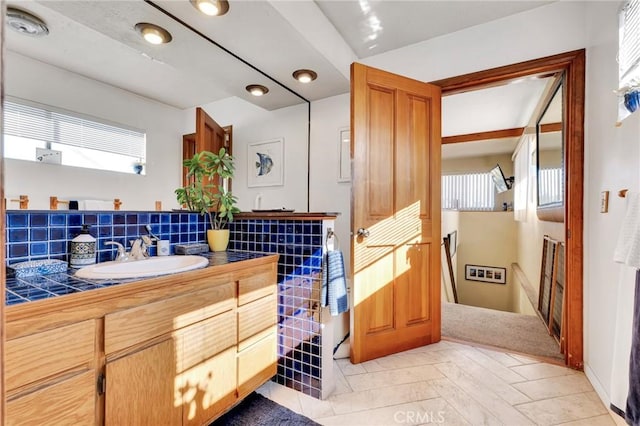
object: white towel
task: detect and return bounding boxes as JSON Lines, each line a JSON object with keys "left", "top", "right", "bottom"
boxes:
{"left": 615, "top": 192, "right": 640, "bottom": 268}
{"left": 80, "top": 200, "right": 114, "bottom": 210}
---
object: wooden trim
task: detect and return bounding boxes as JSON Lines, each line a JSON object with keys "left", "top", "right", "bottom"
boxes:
{"left": 432, "top": 51, "right": 574, "bottom": 95}
{"left": 443, "top": 122, "right": 561, "bottom": 145}
{"left": 540, "top": 122, "right": 563, "bottom": 133}
{"left": 234, "top": 212, "right": 338, "bottom": 220}
{"left": 433, "top": 49, "right": 585, "bottom": 370}
{"left": 442, "top": 127, "right": 524, "bottom": 144}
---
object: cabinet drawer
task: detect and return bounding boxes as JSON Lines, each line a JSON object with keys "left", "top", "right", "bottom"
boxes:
{"left": 6, "top": 370, "right": 95, "bottom": 426}
{"left": 181, "top": 347, "right": 237, "bottom": 426}
{"left": 105, "top": 282, "right": 235, "bottom": 354}
{"left": 237, "top": 331, "right": 277, "bottom": 399}
{"left": 238, "top": 264, "right": 276, "bottom": 306}
{"left": 6, "top": 320, "right": 95, "bottom": 391}
{"left": 176, "top": 309, "right": 237, "bottom": 372}
{"left": 237, "top": 294, "right": 277, "bottom": 342}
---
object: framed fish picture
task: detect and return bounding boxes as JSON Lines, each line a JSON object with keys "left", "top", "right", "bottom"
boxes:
{"left": 247, "top": 138, "right": 284, "bottom": 187}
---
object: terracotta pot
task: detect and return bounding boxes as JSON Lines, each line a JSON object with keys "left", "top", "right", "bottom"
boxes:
{"left": 207, "top": 229, "right": 230, "bottom": 252}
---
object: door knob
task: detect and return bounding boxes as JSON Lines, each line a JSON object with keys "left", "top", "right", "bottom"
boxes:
{"left": 356, "top": 228, "right": 370, "bottom": 238}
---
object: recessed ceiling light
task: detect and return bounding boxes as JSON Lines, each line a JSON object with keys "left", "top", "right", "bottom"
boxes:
{"left": 135, "top": 23, "right": 172, "bottom": 45}
{"left": 292, "top": 69, "right": 318, "bottom": 83}
{"left": 190, "top": 0, "right": 229, "bottom": 16}
{"left": 246, "top": 85, "right": 269, "bottom": 97}
{"left": 6, "top": 7, "right": 49, "bottom": 37}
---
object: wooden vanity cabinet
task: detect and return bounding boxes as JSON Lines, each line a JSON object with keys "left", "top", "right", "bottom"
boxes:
{"left": 5, "top": 255, "right": 278, "bottom": 426}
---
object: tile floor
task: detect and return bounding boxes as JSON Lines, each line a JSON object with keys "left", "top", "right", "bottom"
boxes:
{"left": 257, "top": 340, "right": 626, "bottom": 426}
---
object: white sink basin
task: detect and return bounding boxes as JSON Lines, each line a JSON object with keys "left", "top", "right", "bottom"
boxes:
{"left": 75, "top": 255, "right": 209, "bottom": 279}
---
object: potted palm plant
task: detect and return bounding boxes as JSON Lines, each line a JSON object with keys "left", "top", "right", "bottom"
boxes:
{"left": 175, "top": 148, "right": 240, "bottom": 251}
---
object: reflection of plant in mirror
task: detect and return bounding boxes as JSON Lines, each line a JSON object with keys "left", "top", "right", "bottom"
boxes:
{"left": 175, "top": 148, "right": 240, "bottom": 230}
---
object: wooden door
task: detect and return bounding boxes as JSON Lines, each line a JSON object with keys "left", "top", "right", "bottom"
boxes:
{"left": 105, "top": 339, "right": 181, "bottom": 426}
{"left": 196, "top": 107, "right": 226, "bottom": 154}
{"left": 350, "top": 63, "right": 441, "bottom": 363}
{"left": 182, "top": 109, "right": 232, "bottom": 188}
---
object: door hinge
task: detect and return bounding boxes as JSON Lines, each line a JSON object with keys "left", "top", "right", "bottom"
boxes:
{"left": 97, "top": 373, "right": 106, "bottom": 396}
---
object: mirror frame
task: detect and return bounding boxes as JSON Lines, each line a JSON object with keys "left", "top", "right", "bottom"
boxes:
{"left": 536, "top": 75, "right": 565, "bottom": 222}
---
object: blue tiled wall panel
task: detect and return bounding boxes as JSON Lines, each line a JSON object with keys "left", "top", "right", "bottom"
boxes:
{"left": 5, "top": 211, "right": 208, "bottom": 265}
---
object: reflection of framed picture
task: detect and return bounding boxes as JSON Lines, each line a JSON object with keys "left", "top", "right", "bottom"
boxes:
{"left": 338, "top": 127, "right": 350, "bottom": 182}
{"left": 447, "top": 230, "right": 457, "bottom": 256}
{"left": 247, "top": 138, "right": 284, "bottom": 187}
{"left": 465, "top": 264, "right": 506, "bottom": 284}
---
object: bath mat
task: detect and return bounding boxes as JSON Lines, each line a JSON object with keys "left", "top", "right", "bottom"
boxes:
{"left": 210, "top": 392, "right": 319, "bottom": 426}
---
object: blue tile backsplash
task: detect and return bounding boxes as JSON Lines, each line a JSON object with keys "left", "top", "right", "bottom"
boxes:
{"left": 5, "top": 211, "right": 208, "bottom": 265}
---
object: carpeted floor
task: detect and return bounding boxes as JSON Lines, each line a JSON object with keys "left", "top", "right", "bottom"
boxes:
{"left": 210, "top": 392, "right": 319, "bottom": 426}
{"left": 442, "top": 302, "right": 564, "bottom": 360}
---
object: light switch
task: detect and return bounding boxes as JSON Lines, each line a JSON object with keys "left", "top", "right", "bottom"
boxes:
{"left": 601, "top": 191, "right": 609, "bottom": 213}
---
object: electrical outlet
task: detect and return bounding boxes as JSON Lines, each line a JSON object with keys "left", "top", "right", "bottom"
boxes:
{"left": 600, "top": 191, "right": 609, "bottom": 213}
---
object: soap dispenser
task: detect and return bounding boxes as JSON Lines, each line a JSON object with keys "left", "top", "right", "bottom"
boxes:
{"left": 69, "top": 224, "right": 97, "bottom": 268}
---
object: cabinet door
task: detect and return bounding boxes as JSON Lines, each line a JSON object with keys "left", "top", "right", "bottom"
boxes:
{"left": 105, "top": 339, "right": 181, "bottom": 426}
{"left": 6, "top": 370, "right": 96, "bottom": 426}
{"left": 181, "top": 347, "right": 237, "bottom": 426}
{"left": 178, "top": 311, "right": 237, "bottom": 425}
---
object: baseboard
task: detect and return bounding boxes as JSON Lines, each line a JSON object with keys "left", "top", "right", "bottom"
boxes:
{"left": 585, "top": 364, "right": 611, "bottom": 408}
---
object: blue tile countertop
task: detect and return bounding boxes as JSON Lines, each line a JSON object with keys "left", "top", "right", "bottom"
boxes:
{"left": 5, "top": 251, "right": 267, "bottom": 306}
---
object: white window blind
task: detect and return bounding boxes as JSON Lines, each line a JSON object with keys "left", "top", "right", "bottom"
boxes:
{"left": 442, "top": 172, "right": 495, "bottom": 211}
{"left": 539, "top": 167, "right": 563, "bottom": 205}
{"left": 620, "top": 0, "right": 640, "bottom": 85}
{"left": 4, "top": 98, "right": 146, "bottom": 159}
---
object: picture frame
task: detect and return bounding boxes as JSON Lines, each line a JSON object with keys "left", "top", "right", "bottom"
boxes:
{"left": 338, "top": 127, "right": 350, "bottom": 182}
{"left": 247, "top": 138, "right": 284, "bottom": 187}
{"left": 465, "top": 264, "right": 506, "bottom": 284}
{"left": 447, "top": 230, "right": 457, "bottom": 256}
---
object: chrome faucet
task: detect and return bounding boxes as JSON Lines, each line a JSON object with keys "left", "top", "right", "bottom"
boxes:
{"left": 106, "top": 235, "right": 153, "bottom": 262}
{"left": 129, "top": 235, "right": 153, "bottom": 260}
{"left": 105, "top": 241, "right": 129, "bottom": 262}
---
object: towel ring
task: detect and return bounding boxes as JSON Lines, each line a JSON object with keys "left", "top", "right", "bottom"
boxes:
{"left": 326, "top": 228, "right": 339, "bottom": 250}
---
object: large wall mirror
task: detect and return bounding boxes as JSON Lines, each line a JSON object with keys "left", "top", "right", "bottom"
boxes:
{"left": 536, "top": 76, "right": 564, "bottom": 222}
{"left": 3, "top": 0, "right": 306, "bottom": 211}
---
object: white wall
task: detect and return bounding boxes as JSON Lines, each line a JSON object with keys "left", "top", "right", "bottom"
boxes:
{"left": 4, "top": 51, "right": 184, "bottom": 211}
{"left": 583, "top": 0, "right": 640, "bottom": 407}
{"left": 455, "top": 212, "right": 518, "bottom": 312}
{"left": 309, "top": 93, "right": 351, "bottom": 351}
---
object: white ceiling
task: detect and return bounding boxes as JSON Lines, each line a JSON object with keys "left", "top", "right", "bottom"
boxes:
{"left": 4, "top": 0, "right": 556, "bottom": 156}
{"left": 315, "top": 0, "right": 552, "bottom": 59}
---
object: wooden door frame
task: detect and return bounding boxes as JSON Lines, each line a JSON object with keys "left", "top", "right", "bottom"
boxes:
{"left": 431, "top": 49, "right": 585, "bottom": 369}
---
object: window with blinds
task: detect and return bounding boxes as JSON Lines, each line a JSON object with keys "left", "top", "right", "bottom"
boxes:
{"left": 3, "top": 97, "right": 146, "bottom": 174}
{"left": 620, "top": 0, "right": 640, "bottom": 86}
{"left": 442, "top": 172, "right": 495, "bottom": 211}
{"left": 538, "top": 167, "right": 563, "bottom": 205}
